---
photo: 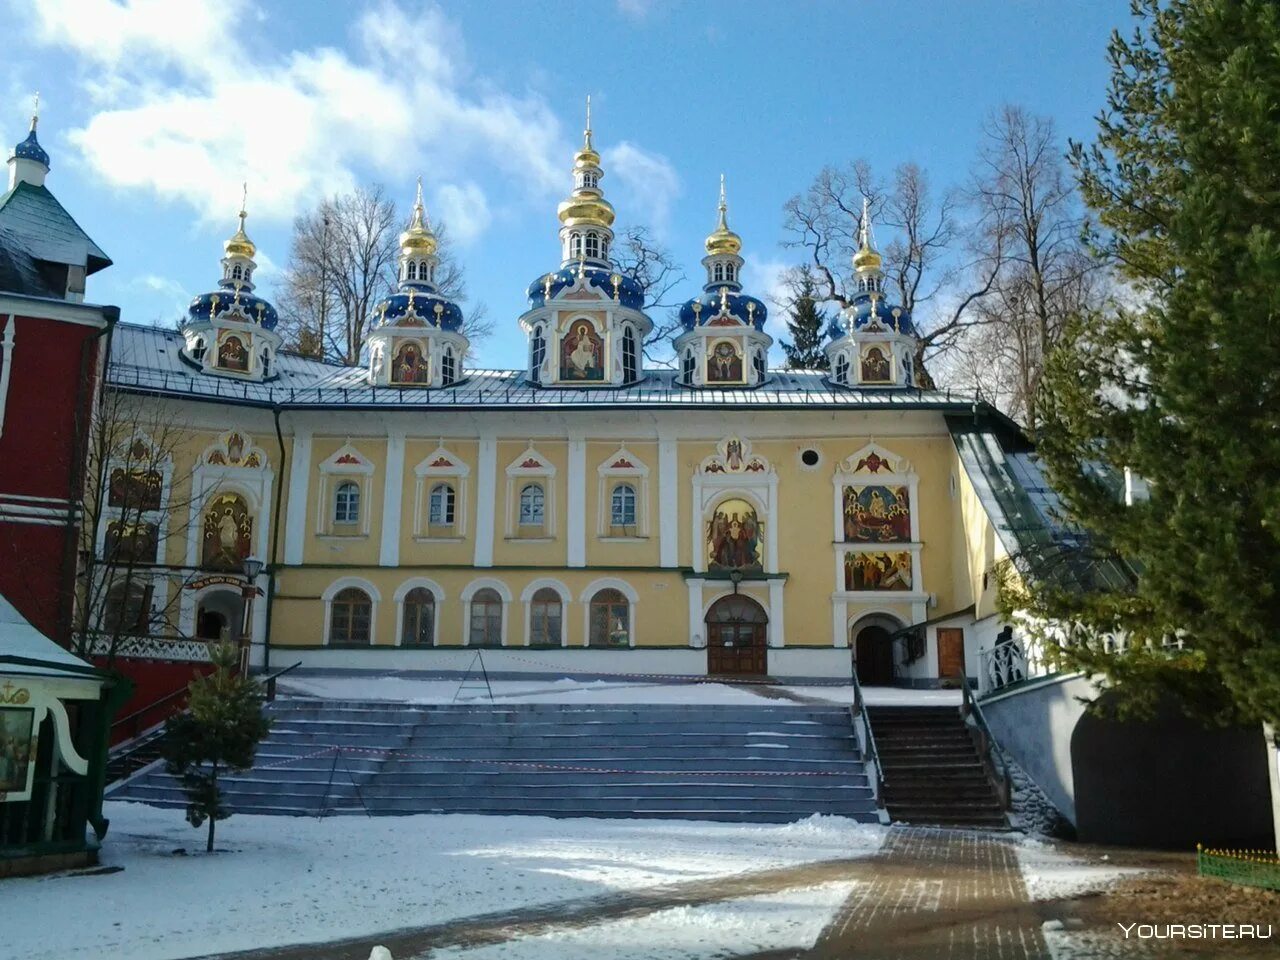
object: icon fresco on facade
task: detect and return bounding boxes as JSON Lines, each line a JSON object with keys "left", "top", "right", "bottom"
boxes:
{"left": 202, "top": 493, "right": 253, "bottom": 570}
{"left": 391, "top": 341, "right": 430, "bottom": 385}
{"left": 708, "top": 497, "right": 763, "bottom": 571}
{"left": 560, "top": 320, "right": 604, "bottom": 380}
{"left": 845, "top": 551, "right": 912, "bottom": 590}
{"left": 706, "top": 339, "right": 744, "bottom": 383}
{"left": 843, "top": 485, "right": 911, "bottom": 542}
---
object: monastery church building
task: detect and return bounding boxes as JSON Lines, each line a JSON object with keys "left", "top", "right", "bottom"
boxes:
{"left": 12, "top": 108, "right": 1043, "bottom": 685}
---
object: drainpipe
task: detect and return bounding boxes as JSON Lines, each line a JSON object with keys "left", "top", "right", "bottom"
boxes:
{"left": 60, "top": 306, "right": 118, "bottom": 647}
{"left": 264, "top": 403, "right": 288, "bottom": 673}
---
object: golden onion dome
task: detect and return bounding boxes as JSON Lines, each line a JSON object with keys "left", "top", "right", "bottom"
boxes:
{"left": 224, "top": 208, "right": 256, "bottom": 259}
{"left": 853, "top": 242, "right": 882, "bottom": 271}
{"left": 558, "top": 193, "right": 615, "bottom": 228}
{"left": 705, "top": 176, "right": 742, "bottom": 257}
{"left": 400, "top": 178, "right": 439, "bottom": 256}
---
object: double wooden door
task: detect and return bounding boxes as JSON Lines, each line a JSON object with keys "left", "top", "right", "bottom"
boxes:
{"left": 705, "top": 595, "right": 768, "bottom": 676}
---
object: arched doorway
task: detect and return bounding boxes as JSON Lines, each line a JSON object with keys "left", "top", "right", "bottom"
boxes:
{"left": 195, "top": 589, "right": 243, "bottom": 644}
{"left": 852, "top": 616, "right": 900, "bottom": 686}
{"left": 705, "top": 594, "right": 768, "bottom": 677}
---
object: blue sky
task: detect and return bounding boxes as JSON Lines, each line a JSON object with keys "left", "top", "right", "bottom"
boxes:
{"left": 4, "top": 0, "right": 1129, "bottom": 369}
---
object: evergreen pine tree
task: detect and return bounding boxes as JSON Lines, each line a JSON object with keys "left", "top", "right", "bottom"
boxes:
{"left": 163, "top": 644, "right": 272, "bottom": 852}
{"left": 780, "top": 269, "right": 830, "bottom": 370}
{"left": 1001, "top": 0, "right": 1280, "bottom": 727}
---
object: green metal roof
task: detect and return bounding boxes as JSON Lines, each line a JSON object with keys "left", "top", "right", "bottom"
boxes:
{"left": 0, "top": 182, "right": 111, "bottom": 294}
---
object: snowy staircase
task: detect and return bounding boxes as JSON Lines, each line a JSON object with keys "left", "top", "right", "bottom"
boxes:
{"left": 107, "top": 699, "right": 878, "bottom": 824}
{"left": 868, "top": 705, "right": 1008, "bottom": 829}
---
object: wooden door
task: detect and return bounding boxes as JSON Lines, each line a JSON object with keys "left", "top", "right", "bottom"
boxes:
{"left": 937, "top": 628, "right": 966, "bottom": 683}
{"left": 705, "top": 595, "right": 769, "bottom": 676}
{"left": 855, "top": 626, "right": 895, "bottom": 686}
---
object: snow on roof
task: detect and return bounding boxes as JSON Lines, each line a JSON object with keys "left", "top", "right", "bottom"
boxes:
{"left": 108, "top": 322, "right": 981, "bottom": 411}
{"left": 0, "top": 593, "right": 100, "bottom": 679}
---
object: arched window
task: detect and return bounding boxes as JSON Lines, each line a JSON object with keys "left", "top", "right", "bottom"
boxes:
{"left": 104, "top": 580, "right": 152, "bottom": 635}
{"left": 261, "top": 348, "right": 272, "bottom": 379}
{"left": 419, "top": 260, "right": 430, "bottom": 283}
{"left": 519, "top": 483, "right": 545, "bottom": 526}
{"left": 600, "top": 237, "right": 608, "bottom": 259}
{"left": 585, "top": 232, "right": 600, "bottom": 259}
{"left": 428, "top": 482, "right": 455, "bottom": 526}
{"left": 753, "top": 350, "right": 767, "bottom": 383}
{"left": 622, "top": 326, "right": 638, "bottom": 383}
{"left": 334, "top": 481, "right": 360, "bottom": 525}
{"left": 835, "top": 353, "right": 850, "bottom": 385}
{"left": 469, "top": 587, "right": 503, "bottom": 646}
{"left": 725, "top": 263, "right": 736, "bottom": 283}
{"left": 531, "top": 326, "right": 546, "bottom": 379}
{"left": 232, "top": 264, "right": 243, "bottom": 281}
{"left": 330, "top": 587, "right": 372, "bottom": 645}
{"left": 193, "top": 338, "right": 206, "bottom": 362}
{"left": 713, "top": 263, "right": 724, "bottom": 282}
{"left": 529, "top": 587, "right": 562, "bottom": 645}
{"left": 441, "top": 347, "right": 456, "bottom": 386}
{"left": 683, "top": 349, "right": 696, "bottom": 383}
{"left": 406, "top": 260, "right": 417, "bottom": 281}
{"left": 611, "top": 483, "right": 637, "bottom": 527}
{"left": 589, "top": 588, "right": 630, "bottom": 647}
{"left": 244, "top": 267, "right": 252, "bottom": 283}
{"left": 401, "top": 587, "right": 435, "bottom": 646}
{"left": 571, "top": 232, "right": 583, "bottom": 258}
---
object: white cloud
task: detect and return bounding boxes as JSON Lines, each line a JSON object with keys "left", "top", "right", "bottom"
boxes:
{"left": 615, "top": 0, "right": 658, "bottom": 20}
{"left": 603, "top": 141, "right": 680, "bottom": 236}
{"left": 23, "top": 0, "right": 569, "bottom": 235}
{"left": 433, "top": 181, "right": 491, "bottom": 246}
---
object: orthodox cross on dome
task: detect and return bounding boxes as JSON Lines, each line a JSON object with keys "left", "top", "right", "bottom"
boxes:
{"left": 31, "top": 91, "right": 39, "bottom": 128}
{"left": 584, "top": 94, "right": 593, "bottom": 150}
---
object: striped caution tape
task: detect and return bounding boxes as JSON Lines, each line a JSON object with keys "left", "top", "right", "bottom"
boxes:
{"left": 260, "top": 743, "right": 849, "bottom": 779}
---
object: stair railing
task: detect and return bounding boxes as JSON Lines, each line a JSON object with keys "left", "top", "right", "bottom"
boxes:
{"left": 957, "top": 673, "right": 1012, "bottom": 809}
{"left": 850, "top": 668, "right": 886, "bottom": 808}
{"left": 262, "top": 660, "right": 304, "bottom": 702}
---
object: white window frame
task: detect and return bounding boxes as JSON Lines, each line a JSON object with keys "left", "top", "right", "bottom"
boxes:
{"left": 520, "top": 578, "right": 572, "bottom": 647}
{"left": 413, "top": 445, "right": 469, "bottom": 540}
{"left": 504, "top": 447, "right": 556, "bottom": 539}
{"left": 461, "top": 578, "right": 512, "bottom": 647}
{"left": 393, "top": 577, "right": 445, "bottom": 647}
{"left": 316, "top": 443, "right": 375, "bottom": 538}
{"left": 596, "top": 446, "right": 650, "bottom": 540}
{"left": 322, "top": 576, "right": 381, "bottom": 646}
{"left": 579, "top": 578, "right": 639, "bottom": 649}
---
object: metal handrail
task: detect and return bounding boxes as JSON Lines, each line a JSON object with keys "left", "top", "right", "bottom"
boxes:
{"left": 957, "top": 673, "right": 1012, "bottom": 809}
{"left": 850, "top": 668, "right": 886, "bottom": 806}
{"left": 262, "top": 660, "right": 304, "bottom": 701}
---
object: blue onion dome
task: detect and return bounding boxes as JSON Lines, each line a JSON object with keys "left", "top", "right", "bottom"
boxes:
{"left": 186, "top": 288, "right": 279, "bottom": 330}
{"left": 526, "top": 264, "right": 644, "bottom": 311}
{"left": 13, "top": 119, "right": 49, "bottom": 167}
{"left": 679, "top": 287, "right": 768, "bottom": 331}
{"left": 185, "top": 204, "right": 279, "bottom": 329}
{"left": 835, "top": 292, "right": 916, "bottom": 337}
{"left": 374, "top": 180, "right": 464, "bottom": 331}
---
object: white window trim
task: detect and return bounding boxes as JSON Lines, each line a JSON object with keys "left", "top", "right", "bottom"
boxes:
{"left": 520, "top": 578, "right": 572, "bottom": 647}
{"left": 322, "top": 576, "right": 381, "bottom": 646}
{"left": 596, "top": 446, "right": 650, "bottom": 539}
{"left": 393, "top": 577, "right": 445, "bottom": 647}
{"left": 97, "top": 433, "right": 175, "bottom": 565}
{"left": 316, "top": 443, "right": 375, "bottom": 537}
{"left": 461, "top": 577, "right": 512, "bottom": 647}
{"left": 579, "top": 577, "right": 639, "bottom": 649}
{"left": 831, "top": 442, "right": 924, "bottom": 604}
{"left": 691, "top": 438, "right": 778, "bottom": 574}
{"left": 413, "top": 445, "right": 470, "bottom": 539}
{"left": 504, "top": 446, "right": 556, "bottom": 539}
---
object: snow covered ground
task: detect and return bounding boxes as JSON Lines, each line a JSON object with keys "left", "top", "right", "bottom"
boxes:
{"left": 5, "top": 802, "right": 885, "bottom": 960}
{"left": 275, "top": 673, "right": 962, "bottom": 707}
{"left": 1017, "top": 837, "right": 1146, "bottom": 902}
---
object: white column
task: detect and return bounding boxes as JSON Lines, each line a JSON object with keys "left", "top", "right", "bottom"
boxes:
{"left": 283, "top": 428, "right": 312, "bottom": 565}
{"left": 686, "top": 577, "right": 705, "bottom": 648}
{"left": 658, "top": 435, "right": 678, "bottom": 567}
{"left": 567, "top": 437, "right": 586, "bottom": 567}
{"left": 768, "top": 578, "right": 785, "bottom": 648}
{"left": 833, "top": 598, "right": 849, "bottom": 647}
{"left": 473, "top": 433, "right": 497, "bottom": 567}
{"left": 0, "top": 316, "right": 15, "bottom": 440}
{"left": 379, "top": 432, "right": 406, "bottom": 566}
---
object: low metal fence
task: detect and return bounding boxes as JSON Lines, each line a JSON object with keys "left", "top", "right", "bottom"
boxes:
{"left": 1196, "top": 844, "right": 1280, "bottom": 891}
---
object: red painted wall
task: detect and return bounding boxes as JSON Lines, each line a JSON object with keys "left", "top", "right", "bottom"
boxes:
{"left": 99, "top": 657, "right": 217, "bottom": 745}
{"left": 0, "top": 310, "right": 105, "bottom": 641}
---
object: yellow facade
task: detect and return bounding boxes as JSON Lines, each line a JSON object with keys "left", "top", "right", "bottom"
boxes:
{"left": 111, "top": 393, "right": 1015, "bottom": 681}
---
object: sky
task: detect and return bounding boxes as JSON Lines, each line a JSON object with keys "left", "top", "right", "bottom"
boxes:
{"left": 4, "top": 0, "right": 1131, "bottom": 369}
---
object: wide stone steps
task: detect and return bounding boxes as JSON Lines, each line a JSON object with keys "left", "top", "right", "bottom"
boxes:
{"left": 109, "top": 698, "right": 878, "bottom": 824}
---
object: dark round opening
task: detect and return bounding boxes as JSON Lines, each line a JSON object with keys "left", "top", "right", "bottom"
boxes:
{"left": 801, "top": 449, "right": 820, "bottom": 467}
